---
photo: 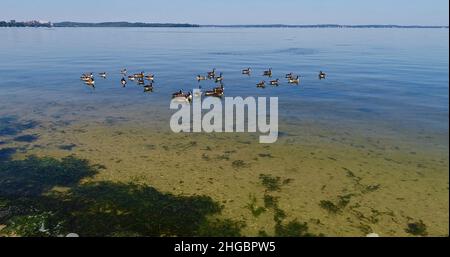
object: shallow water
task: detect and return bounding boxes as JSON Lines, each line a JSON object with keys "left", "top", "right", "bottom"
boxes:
{"left": 0, "top": 27, "right": 448, "bottom": 236}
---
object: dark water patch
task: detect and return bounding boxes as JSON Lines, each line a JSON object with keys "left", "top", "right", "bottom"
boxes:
{"left": 0, "top": 117, "right": 38, "bottom": 137}
{"left": 405, "top": 220, "right": 428, "bottom": 236}
{"left": 0, "top": 148, "right": 17, "bottom": 161}
{"left": 14, "top": 134, "right": 39, "bottom": 143}
{"left": 274, "top": 48, "right": 318, "bottom": 55}
{"left": 0, "top": 155, "right": 243, "bottom": 237}
{"left": 58, "top": 144, "right": 77, "bottom": 151}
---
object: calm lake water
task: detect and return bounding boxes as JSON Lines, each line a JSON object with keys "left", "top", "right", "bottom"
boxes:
{"left": 0, "top": 27, "right": 448, "bottom": 237}
{"left": 0, "top": 28, "right": 448, "bottom": 134}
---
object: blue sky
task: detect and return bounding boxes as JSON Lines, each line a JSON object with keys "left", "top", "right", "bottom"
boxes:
{"left": 1, "top": 0, "right": 449, "bottom": 25}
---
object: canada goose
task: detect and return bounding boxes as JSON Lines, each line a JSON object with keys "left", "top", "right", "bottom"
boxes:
{"left": 207, "top": 68, "right": 216, "bottom": 79}
{"left": 205, "top": 84, "right": 224, "bottom": 97}
{"left": 172, "top": 91, "right": 192, "bottom": 102}
{"left": 120, "top": 68, "right": 127, "bottom": 75}
{"left": 319, "top": 71, "right": 327, "bottom": 79}
{"left": 172, "top": 90, "right": 184, "bottom": 98}
{"left": 215, "top": 73, "right": 223, "bottom": 83}
{"left": 285, "top": 72, "right": 293, "bottom": 79}
{"left": 144, "top": 83, "right": 153, "bottom": 92}
{"left": 197, "top": 75, "right": 207, "bottom": 82}
{"left": 270, "top": 79, "right": 280, "bottom": 86}
{"left": 80, "top": 73, "right": 93, "bottom": 81}
{"left": 263, "top": 68, "right": 272, "bottom": 77}
{"left": 99, "top": 72, "right": 107, "bottom": 78}
{"left": 145, "top": 74, "right": 154, "bottom": 81}
{"left": 134, "top": 72, "right": 145, "bottom": 79}
{"left": 256, "top": 81, "right": 266, "bottom": 88}
{"left": 81, "top": 76, "right": 91, "bottom": 82}
{"left": 121, "top": 77, "right": 127, "bottom": 87}
{"left": 137, "top": 79, "right": 145, "bottom": 85}
{"left": 242, "top": 67, "right": 251, "bottom": 75}
{"left": 288, "top": 76, "right": 300, "bottom": 84}
{"left": 85, "top": 77, "right": 95, "bottom": 86}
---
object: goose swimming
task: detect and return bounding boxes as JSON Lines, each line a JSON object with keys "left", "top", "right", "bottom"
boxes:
{"left": 121, "top": 77, "right": 127, "bottom": 87}
{"left": 85, "top": 77, "right": 95, "bottom": 86}
{"left": 263, "top": 68, "right": 272, "bottom": 77}
{"left": 207, "top": 68, "right": 216, "bottom": 79}
{"left": 319, "top": 71, "right": 327, "bottom": 79}
{"left": 137, "top": 79, "right": 145, "bottom": 85}
{"left": 172, "top": 90, "right": 192, "bottom": 102}
{"left": 99, "top": 72, "right": 107, "bottom": 78}
{"left": 197, "top": 75, "right": 207, "bottom": 82}
{"left": 215, "top": 73, "right": 223, "bottom": 83}
{"left": 288, "top": 76, "right": 300, "bottom": 84}
{"left": 128, "top": 75, "right": 135, "bottom": 81}
{"left": 134, "top": 72, "right": 145, "bottom": 79}
{"left": 144, "top": 83, "right": 153, "bottom": 92}
{"left": 205, "top": 84, "right": 224, "bottom": 97}
{"left": 242, "top": 67, "right": 252, "bottom": 75}
{"left": 120, "top": 68, "right": 127, "bottom": 75}
{"left": 285, "top": 72, "right": 293, "bottom": 79}
{"left": 270, "top": 79, "right": 280, "bottom": 86}
{"left": 256, "top": 81, "right": 266, "bottom": 88}
{"left": 145, "top": 74, "right": 155, "bottom": 81}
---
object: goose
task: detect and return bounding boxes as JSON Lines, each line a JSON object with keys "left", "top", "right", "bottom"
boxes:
{"left": 134, "top": 72, "right": 145, "bottom": 79}
{"left": 80, "top": 73, "right": 93, "bottom": 81}
{"left": 205, "top": 84, "right": 224, "bottom": 97}
{"left": 128, "top": 75, "right": 135, "bottom": 81}
{"left": 242, "top": 67, "right": 251, "bottom": 75}
{"left": 196, "top": 75, "right": 207, "bottom": 82}
{"left": 263, "top": 68, "right": 272, "bottom": 77}
{"left": 319, "top": 71, "right": 327, "bottom": 79}
{"left": 288, "top": 76, "right": 300, "bottom": 84}
{"left": 144, "top": 83, "right": 153, "bottom": 92}
{"left": 85, "top": 77, "right": 95, "bottom": 86}
{"left": 285, "top": 72, "right": 294, "bottom": 79}
{"left": 145, "top": 74, "right": 155, "bottom": 81}
{"left": 270, "top": 79, "right": 280, "bottom": 86}
{"left": 121, "top": 77, "right": 127, "bottom": 87}
{"left": 215, "top": 73, "right": 223, "bottom": 83}
{"left": 81, "top": 76, "right": 91, "bottom": 82}
{"left": 137, "top": 79, "right": 145, "bottom": 85}
{"left": 172, "top": 90, "right": 184, "bottom": 98}
{"left": 256, "top": 81, "right": 266, "bottom": 88}
{"left": 99, "top": 72, "right": 107, "bottom": 78}
{"left": 172, "top": 91, "right": 192, "bottom": 102}
{"left": 120, "top": 68, "right": 127, "bottom": 75}
{"left": 207, "top": 68, "right": 216, "bottom": 79}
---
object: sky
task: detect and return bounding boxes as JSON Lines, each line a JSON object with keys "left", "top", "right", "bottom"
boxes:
{"left": 1, "top": 0, "right": 449, "bottom": 25}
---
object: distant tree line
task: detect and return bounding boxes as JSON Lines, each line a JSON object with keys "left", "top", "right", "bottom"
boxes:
{"left": 0, "top": 21, "right": 52, "bottom": 27}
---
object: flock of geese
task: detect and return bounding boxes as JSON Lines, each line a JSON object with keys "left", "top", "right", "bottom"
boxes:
{"left": 80, "top": 68, "right": 327, "bottom": 102}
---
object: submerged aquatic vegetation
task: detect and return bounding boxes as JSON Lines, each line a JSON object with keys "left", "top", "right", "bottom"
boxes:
{"left": 246, "top": 195, "right": 266, "bottom": 217}
{"left": 13, "top": 134, "right": 39, "bottom": 143}
{"left": 319, "top": 200, "right": 341, "bottom": 214}
{"left": 263, "top": 195, "right": 279, "bottom": 209}
{"left": 259, "top": 174, "right": 282, "bottom": 191}
{"left": 0, "top": 117, "right": 38, "bottom": 137}
{"left": 405, "top": 220, "right": 428, "bottom": 236}
{"left": 274, "top": 220, "right": 319, "bottom": 237}
{"left": 0, "top": 155, "right": 244, "bottom": 237}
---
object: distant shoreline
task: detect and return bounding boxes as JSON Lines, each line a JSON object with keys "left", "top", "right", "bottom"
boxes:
{"left": 1, "top": 21, "right": 448, "bottom": 29}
